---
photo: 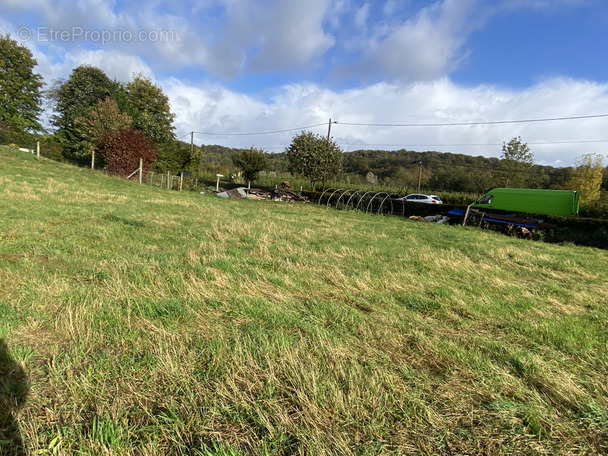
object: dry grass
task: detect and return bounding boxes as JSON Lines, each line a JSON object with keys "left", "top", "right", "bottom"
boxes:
{"left": 1, "top": 147, "right": 608, "bottom": 455}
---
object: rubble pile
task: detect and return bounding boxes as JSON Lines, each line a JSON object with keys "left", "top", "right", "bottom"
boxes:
{"left": 215, "top": 187, "right": 308, "bottom": 203}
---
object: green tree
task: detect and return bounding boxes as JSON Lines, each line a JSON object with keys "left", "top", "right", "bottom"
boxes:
{"left": 390, "top": 166, "right": 418, "bottom": 188}
{"left": 498, "top": 136, "right": 534, "bottom": 188}
{"left": 365, "top": 171, "right": 378, "bottom": 185}
{"left": 186, "top": 144, "right": 205, "bottom": 176}
{"left": 49, "top": 65, "right": 113, "bottom": 162}
{"left": 74, "top": 96, "right": 133, "bottom": 165}
{"left": 152, "top": 140, "right": 191, "bottom": 174}
{"left": 285, "top": 131, "right": 343, "bottom": 191}
{"left": 564, "top": 153, "right": 604, "bottom": 205}
{"left": 0, "top": 34, "right": 44, "bottom": 135}
{"left": 125, "top": 75, "right": 175, "bottom": 145}
{"left": 232, "top": 147, "right": 269, "bottom": 184}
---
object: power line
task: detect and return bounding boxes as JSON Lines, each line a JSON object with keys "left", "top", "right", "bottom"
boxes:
{"left": 177, "top": 114, "right": 608, "bottom": 139}
{"left": 235, "top": 139, "right": 608, "bottom": 153}
{"left": 337, "top": 114, "right": 608, "bottom": 128}
{"left": 335, "top": 139, "right": 608, "bottom": 148}
{"left": 190, "top": 122, "right": 328, "bottom": 137}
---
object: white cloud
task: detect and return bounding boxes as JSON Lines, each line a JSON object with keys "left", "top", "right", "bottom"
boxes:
{"left": 0, "top": 0, "right": 209, "bottom": 71}
{"left": 164, "top": 77, "right": 608, "bottom": 167}
{"left": 341, "top": 0, "right": 481, "bottom": 82}
{"left": 355, "top": 3, "right": 370, "bottom": 28}
{"left": 383, "top": 0, "right": 397, "bottom": 17}
{"left": 205, "top": 0, "right": 335, "bottom": 76}
{"left": 63, "top": 49, "right": 154, "bottom": 81}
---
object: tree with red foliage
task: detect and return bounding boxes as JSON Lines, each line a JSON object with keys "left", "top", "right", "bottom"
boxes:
{"left": 97, "top": 128, "right": 158, "bottom": 177}
{"left": 74, "top": 96, "right": 132, "bottom": 158}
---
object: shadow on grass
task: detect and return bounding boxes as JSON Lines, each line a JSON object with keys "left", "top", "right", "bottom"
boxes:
{"left": 0, "top": 339, "right": 28, "bottom": 456}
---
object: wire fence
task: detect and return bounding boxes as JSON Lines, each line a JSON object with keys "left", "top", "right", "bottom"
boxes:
{"left": 143, "top": 171, "right": 204, "bottom": 191}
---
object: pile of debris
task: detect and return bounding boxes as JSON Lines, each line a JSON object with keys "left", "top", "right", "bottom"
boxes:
{"left": 215, "top": 187, "right": 308, "bottom": 202}
{"left": 409, "top": 208, "right": 557, "bottom": 240}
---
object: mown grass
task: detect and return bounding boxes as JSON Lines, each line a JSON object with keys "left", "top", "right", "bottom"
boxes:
{"left": 1, "top": 146, "right": 607, "bottom": 455}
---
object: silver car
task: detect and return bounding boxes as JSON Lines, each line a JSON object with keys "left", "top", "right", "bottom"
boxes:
{"left": 397, "top": 194, "right": 443, "bottom": 204}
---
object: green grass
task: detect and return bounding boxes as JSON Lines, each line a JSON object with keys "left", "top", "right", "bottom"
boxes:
{"left": 1, "top": 146, "right": 607, "bottom": 455}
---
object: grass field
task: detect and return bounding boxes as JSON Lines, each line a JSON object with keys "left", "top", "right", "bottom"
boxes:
{"left": 1, "top": 146, "right": 607, "bottom": 455}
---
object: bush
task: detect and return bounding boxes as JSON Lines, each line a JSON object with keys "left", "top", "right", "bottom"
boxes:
{"left": 97, "top": 128, "right": 158, "bottom": 176}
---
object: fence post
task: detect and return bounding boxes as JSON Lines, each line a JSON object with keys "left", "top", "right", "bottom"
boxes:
{"left": 462, "top": 205, "right": 471, "bottom": 226}
{"left": 36, "top": 141, "right": 40, "bottom": 159}
{"left": 139, "top": 158, "right": 143, "bottom": 184}
{"left": 167, "top": 171, "right": 170, "bottom": 190}
{"left": 179, "top": 173, "right": 184, "bottom": 192}
{"left": 91, "top": 150, "right": 95, "bottom": 170}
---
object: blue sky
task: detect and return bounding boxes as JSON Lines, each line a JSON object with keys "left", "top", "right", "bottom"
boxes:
{"left": 1, "top": 0, "right": 607, "bottom": 166}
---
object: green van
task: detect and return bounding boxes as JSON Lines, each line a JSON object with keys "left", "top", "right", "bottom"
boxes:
{"left": 471, "top": 188, "right": 580, "bottom": 217}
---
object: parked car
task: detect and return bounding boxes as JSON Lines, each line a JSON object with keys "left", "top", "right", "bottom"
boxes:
{"left": 396, "top": 194, "right": 443, "bottom": 204}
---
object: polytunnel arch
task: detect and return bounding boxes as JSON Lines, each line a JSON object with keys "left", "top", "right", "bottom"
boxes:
{"left": 355, "top": 191, "right": 375, "bottom": 212}
{"left": 366, "top": 192, "right": 392, "bottom": 214}
{"left": 318, "top": 188, "right": 338, "bottom": 206}
{"left": 377, "top": 193, "right": 401, "bottom": 215}
{"left": 319, "top": 187, "right": 415, "bottom": 219}
{"left": 325, "top": 188, "right": 346, "bottom": 207}
{"left": 345, "top": 191, "right": 363, "bottom": 209}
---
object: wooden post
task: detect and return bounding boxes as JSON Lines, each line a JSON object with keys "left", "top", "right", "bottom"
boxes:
{"left": 167, "top": 171, "right": 170, "bottom": 190}
{"left": 91, "top": 150, "right": 95, "bottom": 170}
{"left": 36, "top": 141, "right": 40, "bottom": 159}
{"left": 462, "top": 205, "right": 471, "bottom": 226}
{"left": 139, "top": 158, "right": 143, "bottom": 184}
{"left": 179, "top": 173, "right": 184, "bottom": 192}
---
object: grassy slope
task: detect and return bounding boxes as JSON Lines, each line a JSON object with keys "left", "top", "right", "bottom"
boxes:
{"left": 1, "top": 146, "right": 607, "bottom": 455}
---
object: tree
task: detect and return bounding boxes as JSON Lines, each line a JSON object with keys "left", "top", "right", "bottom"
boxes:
{"left": 97, "top": 128, "right": 158, "bottom": 176}
{"left": 49, "top": 65, "right": 114, "bottom": 162}
{"left": 285, "top": 131, "right": 343, "bottom": 191}
{"left": 498, "top": 136, "right": 534, "bottom": 188}
{"left": 0, "top": 34, "right": 44, "bottom": 134}
{"left": 232, "top": 147, "right": 269, "bottom": 184}
{"left": 125, "top": 75, "right": 175, "bottom": 145}
{"left": 152, "top": 140, "right": 192, "bottom": 174}
{"left": 564, "top": 153, "right": 604, "bottom": 205}
{"left": 186, "top": 144, "right": 205, "bottom": 176}
{"left": 74, "top": 96, "right": 133, "bottom": 164}
{"left": 365, "top": 171, "right": 378, "bottom": 185}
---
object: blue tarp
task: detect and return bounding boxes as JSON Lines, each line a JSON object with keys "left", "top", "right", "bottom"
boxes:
{"left": 447, "top": 208, "right": 538, "bottom": 229}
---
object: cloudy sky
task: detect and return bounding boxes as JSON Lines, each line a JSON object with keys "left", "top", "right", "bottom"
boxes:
{"left": 1, "top": 0, "right": 607, "bottom": 166}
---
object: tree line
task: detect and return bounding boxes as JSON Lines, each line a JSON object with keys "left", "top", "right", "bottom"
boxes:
{"left": 1, "top": 34, "right": 606, "bottom": 206}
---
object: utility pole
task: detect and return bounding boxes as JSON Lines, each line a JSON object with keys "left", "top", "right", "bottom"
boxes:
{"left": 411, "top": 160, "right": 423, "bottom": 193}
{"left": 322, "top": 118, "right": 336, "bottom": 192}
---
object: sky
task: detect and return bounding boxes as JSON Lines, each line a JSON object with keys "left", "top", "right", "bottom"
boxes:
{"left": 1, "top": 0, "right": 607, "bottom": 167}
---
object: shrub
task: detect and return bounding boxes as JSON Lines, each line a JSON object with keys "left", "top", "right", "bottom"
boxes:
{"left": 97, "top": 128, "right": 158, "bottom": 177}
